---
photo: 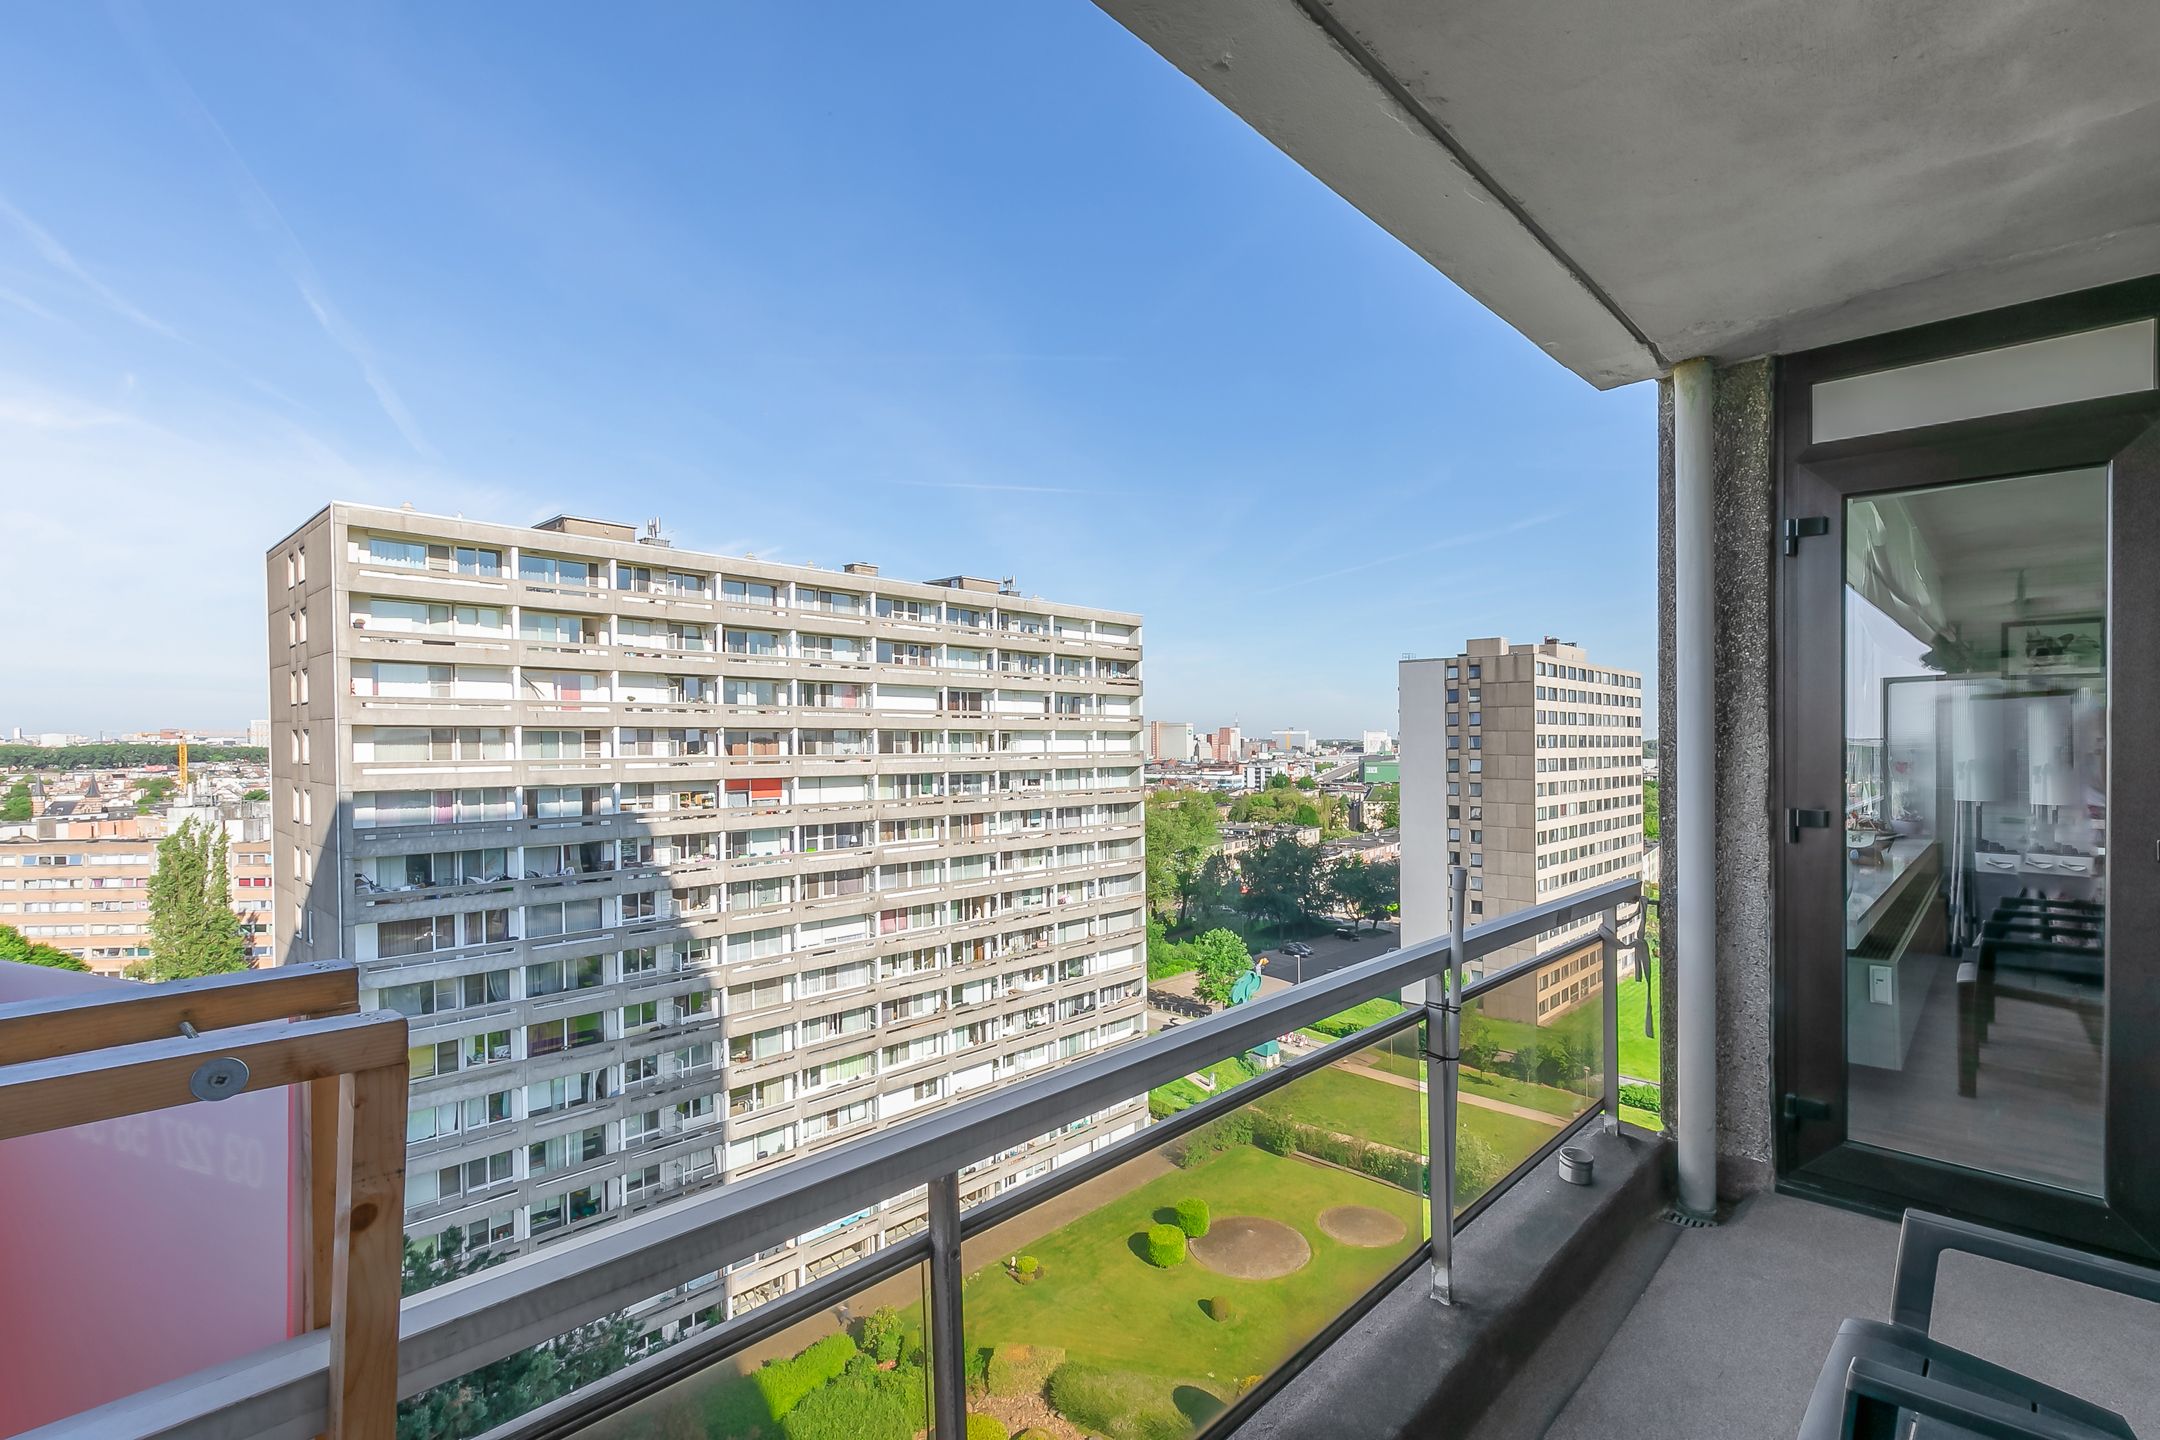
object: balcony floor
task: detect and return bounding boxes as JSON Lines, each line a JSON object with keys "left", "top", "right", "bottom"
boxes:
{"left": 1244, "top": 1130, "right": 2160, "bottom": 1440}
{"left": 1544, "top": 1191, "right": 2160, "bottom": 1440}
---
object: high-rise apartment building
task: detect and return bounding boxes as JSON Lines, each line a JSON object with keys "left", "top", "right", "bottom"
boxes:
{"left": 1207, "top": 725, "right": 1241, "bottom": 764}
{"left": 1400, "top": 637, "right": 1643, "bottom": 1024}
{"left": 266, "top": 504, "right": 1149, "bottom": 1322}
{"left": 1145, "top": 720, "right": 1194, "bottom": 763}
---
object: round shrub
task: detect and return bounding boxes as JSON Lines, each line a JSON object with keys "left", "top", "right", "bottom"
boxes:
{"left": 966, "top": 1414, "right": 1009, "bottom": 1440}
{"left": 1016, "top": 1254, "right": 1039, "bottom": 1275}
{"left": 1174, "top": 1198, "right": 1211, "bottom": 1238}
{"left": 1144, "top": 1223, "right": 1187, "bottom": 1268}
{"left": 1015, "top": 1430, "right": 1055, "bottom": 1440}
{"left": 1205, "top": 1295, "right": 1239, "bottom": 1323}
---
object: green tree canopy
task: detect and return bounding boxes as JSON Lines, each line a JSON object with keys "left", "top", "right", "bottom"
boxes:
{"left": 1366, "top": 781, "right": 1400, "bottom": 829}
{"left": 1237, "top": 834, "right": 1324, "bottom": 932}
{"left": 131, "top": 818, "right": 248, "bottom": 981}
{"left": 1327, "top": 856, "right": 1401, "bottom": 931}
{"left": 1189, "top": 928, "right": 1254, "bottom": 1006}
{"left": 1144, "top": 789, "right": 1223, "bottom": 925}
{"left": 1, "top": 778, "right": 31, "bottom": 822}
{"left": 0, "top": 923, "right": 88, "bottom": 971}
{"left": 1229, "top": 784, "right": 1344, "bottom": 831}
{"left": 0, "top": 744, "right": 267, "bottom": 771}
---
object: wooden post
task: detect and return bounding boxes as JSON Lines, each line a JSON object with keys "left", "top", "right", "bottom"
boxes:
{"left": 308, "top": 1074, "right": 344, "bottom": 1332}
{"left": 329, "top": 1061, "right": 408, "bottom": 1440}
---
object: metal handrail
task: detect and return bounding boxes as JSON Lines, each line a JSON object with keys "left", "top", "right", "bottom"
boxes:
{"left": 31, "top": 875, "right": 1639, "bottom": 1440}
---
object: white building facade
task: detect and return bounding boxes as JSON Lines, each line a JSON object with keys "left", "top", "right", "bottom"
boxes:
{"left": 267, "top": 504, "right": 1150, "bottom": 1330}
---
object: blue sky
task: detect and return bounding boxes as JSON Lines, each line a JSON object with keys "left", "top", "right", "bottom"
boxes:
{"left": 0, "top": 2, "right": 1655, "bottom": 739}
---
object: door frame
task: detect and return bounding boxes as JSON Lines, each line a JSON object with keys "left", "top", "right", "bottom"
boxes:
{"left": 1771, "top": 277, "right": 2160, "bottom": 1258}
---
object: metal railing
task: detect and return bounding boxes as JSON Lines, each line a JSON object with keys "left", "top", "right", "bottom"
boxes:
{"left": 35, "top": 874, "right": 1639, "bottom": 1440}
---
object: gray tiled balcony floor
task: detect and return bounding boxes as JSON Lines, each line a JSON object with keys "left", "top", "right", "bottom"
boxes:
{"left": 1544, "top": 1191, "right": 2160, "bottom": 1439}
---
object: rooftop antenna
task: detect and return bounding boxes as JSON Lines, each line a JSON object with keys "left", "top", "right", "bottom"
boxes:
{"left": 642, "top": 518, "right": 673, "bottom": 547}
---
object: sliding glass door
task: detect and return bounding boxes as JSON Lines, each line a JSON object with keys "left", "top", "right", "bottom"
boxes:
{"left": 1775, "top": 291, "right": 2160, "bottom": 1257}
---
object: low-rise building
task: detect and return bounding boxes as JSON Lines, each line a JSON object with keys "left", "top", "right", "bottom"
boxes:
{"left": 0, "top": 796, "right": 277, "bottom": 973}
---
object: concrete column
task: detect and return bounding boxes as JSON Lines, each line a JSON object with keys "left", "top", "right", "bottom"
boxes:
{"left": 1672, "top": 357, "right": 1718, "bottom": 1218}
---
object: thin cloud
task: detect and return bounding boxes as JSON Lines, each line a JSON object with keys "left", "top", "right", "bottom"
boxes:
{"left": 113, "top": 2, "right": 438, "bottom": 461}
{"left": 896, "top": 479, "right": 1107, "bottom": 495}
{"left": 0, "top": 285, "right": 65, "bottom": 325}
{"left": 1248, "top": 508, "right": 1577, "bottom": 595}
{"left": 0, "top": 195, "right": 178, "bottom": 338}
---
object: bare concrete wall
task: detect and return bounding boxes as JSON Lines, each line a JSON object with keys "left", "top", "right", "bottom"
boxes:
{"left": 1657, "top": 358, "right": 1776, "bottom": 1198}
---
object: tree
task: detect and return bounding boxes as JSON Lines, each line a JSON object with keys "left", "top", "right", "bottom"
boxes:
{"left": 1189, "top": 929, "right": 1254, "bottom": 1006}
{"left": 1, "top": 779, "right": 30, "bottom": 822}
{"left": 1643, "top": 779, "right": 1660, "bottom": 842}
{"left": 1237, "top": 834, "right": 1324, "bottom": 933}
{"left": 1187, "top": 852, "right": 1236, "bottom": 926}
{"left": 131, "top": 818, "right": 248, "bottom": 981}
{"left": 0, "top": 923, "right": 88, "bottom": 971}
{"left": 1144, "top": 789, "right": 1222, "bottom": 925}
{"left": 396, "top": 1310, "right": 640, "bottom": 1440}
{"left": 1327, "top": 857, "right": 1401, "bottom": 931}
{"left": 241, "top": 787, "right": 269, "bottom": 802}
{"left": 135, "top": 776, "right": 175, "bottom": 813}
{"left": 1366, "top": 781, "right": 1400, "bottom": 830}
{"left": 1228, "top": 784, "right": 1344, "bottom": 831}
{"left": 855, "top": 1305, "right": 907, "bottom": 1365}
{"left": 403, "top": 1225, "right": 506, "bottom": 1297}
{"left": 0, "top": 744, "right": 267, "bottom": 771}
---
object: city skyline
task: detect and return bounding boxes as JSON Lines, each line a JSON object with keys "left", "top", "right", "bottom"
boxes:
{"left": 0, "top": 4, "right": 1655, "bottom": 738}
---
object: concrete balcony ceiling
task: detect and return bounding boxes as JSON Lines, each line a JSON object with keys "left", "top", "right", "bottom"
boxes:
{"left": 1096, "top": 0, "right": 2160, "bottom": 385}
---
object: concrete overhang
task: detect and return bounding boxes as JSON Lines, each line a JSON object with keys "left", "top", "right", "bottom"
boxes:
{"left": 1093, "top": 0, "right": 2160, "bottom": 388}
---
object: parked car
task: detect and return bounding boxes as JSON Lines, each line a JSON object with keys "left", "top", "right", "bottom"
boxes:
{"left": 1334, "top": 926, "right": 1359, "bottom": 938}
{"left": 1286, "top": 941, "right": 1314, "bottom": 957}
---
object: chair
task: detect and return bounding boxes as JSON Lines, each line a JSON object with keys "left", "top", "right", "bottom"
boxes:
{"left": 1800, "top": 1211, "right": 2160, "bottom": 1439}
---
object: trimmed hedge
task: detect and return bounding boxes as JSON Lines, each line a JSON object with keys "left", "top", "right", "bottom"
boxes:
{"left": 758, "top": 1332, "right": 857, "bottom": 1417}
{"left": 966, "top": 1416, "right": 1010, "bottom": 1440}
{"left": 1205, "top": 1295, "right": 1240, "bottom": 1323}
{"left": 1048, "top": 1363, "right": 1194, "bottom": 1440}
{"left": 778, "top": 1361, "right": 925, "bottom": 1440}
{"left": 1619, "top": 1081, "right": 1662, "bottom": 1115}
{"left": 986, "top": 1343, "right": 1067, "bottom": 1398}
{"left": 1143, "top": 1223, "right": 1187, "bottom": 1268}
{"left": 706, "top": 1331, "right": 860, "bottom": 1433}
{"left": 1171, "top": 1109, "right": 1430, "bottom": 1194}
{"left": 1173, "top": 1197, "right": 1211, "bottom": 1238}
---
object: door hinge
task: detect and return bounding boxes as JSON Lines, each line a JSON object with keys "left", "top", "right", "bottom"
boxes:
{"left": 1787, "top": 808, "right": 1835, "bottom": 843}
{"left": 1781, "top": 1093, "right": 1834, "bottom": 1125}
{"left": 1782, "top": 515, "right": 1829, "bottom": 555}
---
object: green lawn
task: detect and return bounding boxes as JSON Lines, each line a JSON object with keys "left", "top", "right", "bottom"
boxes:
{"left": 1460, "top": 1067, "right": 1588, "bottom": 1119}
{"left": 1149, "top": 1057, "right": 1258, "bottom": 1118}
{"left": 1252, "top": 1063, "right": 1422, "bottom": 1153}
{"left": 962, "top": 1143, "right": 1424, "bottom": 1387}
{"left": 1460, "top": 1104, "right": 1566, "bottom": 1172}
{"left": 1615, "top": 959, "right": 1661, "bottom": 1082}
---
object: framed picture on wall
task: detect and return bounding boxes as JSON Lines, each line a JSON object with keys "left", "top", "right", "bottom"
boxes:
{"left": 2002, "top": 616, "right": 2105, "bottom": 677}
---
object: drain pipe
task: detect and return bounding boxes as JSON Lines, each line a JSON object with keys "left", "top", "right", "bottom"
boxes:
{"left": 1673, "top": 356, "right": 1718, "bottom": 1219}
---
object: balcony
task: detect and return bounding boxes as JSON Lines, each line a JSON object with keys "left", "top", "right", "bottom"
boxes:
{"left": 33, "top": 870, "right": 2154, "bottom": 1440}
{"left": 19, "top": 881, "right": 1640, "bottom": 1439}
